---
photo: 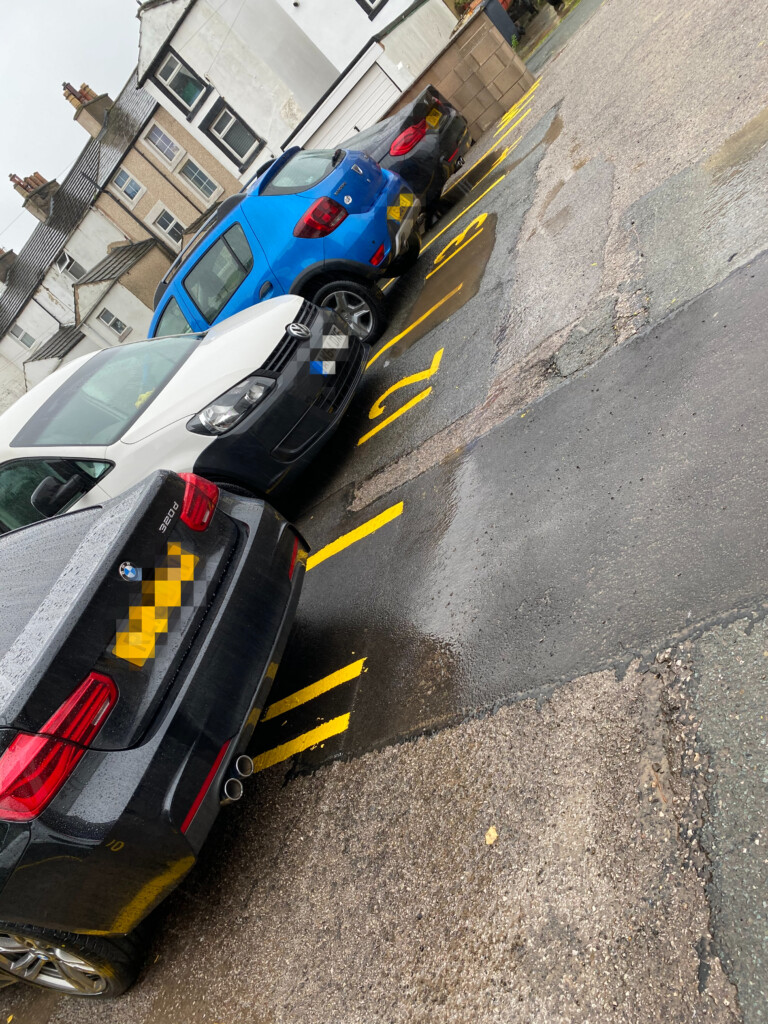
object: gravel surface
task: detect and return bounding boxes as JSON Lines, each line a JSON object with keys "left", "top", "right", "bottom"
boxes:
{"left": 7, "top": 667, "right": 738, "bottom": 1023}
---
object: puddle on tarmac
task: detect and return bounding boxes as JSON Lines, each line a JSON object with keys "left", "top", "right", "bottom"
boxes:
{"left": 374, "top": 212, "right": 498, "bottom": 365}
{"left": 505, "top": 112, "right": 564, "bottom": 175}
{"left": 443, "top": 147, "right": 507, "bottom": 197}
{"left": 704, "top": 105, "right": 768, "bottom": 181}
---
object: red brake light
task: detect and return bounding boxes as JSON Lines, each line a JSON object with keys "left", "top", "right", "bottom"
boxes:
{"left": 179, "top": 473, "right": 219, "bottom": 531}
{"left": 370, "top": 243, "right": 386, "bottom": 267}
{"left": 0, "top": 673, "right": 117, "bottom": 822}
{"left": 389, "top": 119, "right": 427, "bottom": 156}
{"left": 288, "top": 536, "right": 300, "bottom": 579}
{"left": 293, "top": 197, "right": 348, "bottom": 239}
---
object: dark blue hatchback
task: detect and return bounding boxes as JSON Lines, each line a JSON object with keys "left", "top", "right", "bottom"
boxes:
{"left": 150, "top": 147, "right": 422, "bottom": 344}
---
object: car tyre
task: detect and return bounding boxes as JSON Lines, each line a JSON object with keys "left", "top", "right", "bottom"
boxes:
{"left": 311, "top": 279, "right": 385, "bottom": 344}
{"left": 0, "top": 920, "right": 147, "bottom": 997}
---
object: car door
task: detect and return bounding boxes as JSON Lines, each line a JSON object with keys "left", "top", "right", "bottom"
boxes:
{"left": 181, "top": 221, "right": 280, "bottom": 327}
{"left": 0, "top": 457, "right": 113, "bottom": 533}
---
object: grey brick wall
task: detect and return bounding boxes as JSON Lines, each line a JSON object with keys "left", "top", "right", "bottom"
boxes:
{"left": 384, "top": 10, "right": 535, "bottom": 139}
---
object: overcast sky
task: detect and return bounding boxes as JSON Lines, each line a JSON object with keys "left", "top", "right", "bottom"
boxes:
{"left": 0, "top": 1, "right": 140, "bottom": 253}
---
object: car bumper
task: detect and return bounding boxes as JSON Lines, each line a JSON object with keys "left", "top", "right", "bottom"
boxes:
{"left": 0, "top": 492, "right": 306, "bottom": 936}
{"left": 193, "top": 304, "right": 369, "bottom": 494}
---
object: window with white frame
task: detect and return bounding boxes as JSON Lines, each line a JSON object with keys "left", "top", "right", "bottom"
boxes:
{"left": 55, "top": 251, "right": 86, "bottom": 280}
{"left": 9, "top": 323, "right": 35, "bottom": 348}
{"left": 179, "top": 158, "right": 219, "bottom": 200}
{"left": 113, "top": 168, "right": 143, "bottom": 202}
{"left": 206, "top": 105, "right": 262, "bottom": 163}
{"left": 97, "top": 308, "right": 128, "bottom": 336}
{"left": 156, "top": 52, "right": 206, "bottom": 111}
{"left": 154, "top": 208, "right": 185, "bottom": 245}
{"left": 146, "top": 124, "right": 181, "bottom": 163}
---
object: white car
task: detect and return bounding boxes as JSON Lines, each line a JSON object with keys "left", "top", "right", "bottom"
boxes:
{"left": 0, "top": 296, "right": 365, "bottom": 534}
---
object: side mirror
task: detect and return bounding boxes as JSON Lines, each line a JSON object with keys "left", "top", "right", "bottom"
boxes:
{"left": 30, "top": 475, "right": 83, "bottom": 517}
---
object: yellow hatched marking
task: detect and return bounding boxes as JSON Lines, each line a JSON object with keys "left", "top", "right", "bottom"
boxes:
{"left": 473, "top": 139, "right": 519, "bottom": 190}
{"left": 307, "top": 502, "right": 404, "bottom": 570}
{"left": 369, "top": 349, "right": 444, "bottom": 418}
{"left": 262, "top": 659, "right": 366, "bottom": 721}
{"left": 367, "top": 285, "right": 463, "bottom": 368}
{"left": 495, "top": 107, "right": 532, "bottom": 145}
{"left": 252, "top": 715, "right": 350, "bottom": 773}
{"left": 358, "top": 388, "right": 432, "bottom": 446}
{"left": 494, "top": 77, "right": 540, "bottom": 134}
{"left": 421, "top": 176, "right": 506, "bottom": 255}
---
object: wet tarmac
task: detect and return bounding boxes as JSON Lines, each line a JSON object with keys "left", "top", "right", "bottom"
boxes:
{"left": 262, "top": 249, "right": 768, "bottom": 771}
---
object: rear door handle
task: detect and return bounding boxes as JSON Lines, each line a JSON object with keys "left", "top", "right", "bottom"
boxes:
{"left": 259, "top": 281, "right": 273, "bottom": 300}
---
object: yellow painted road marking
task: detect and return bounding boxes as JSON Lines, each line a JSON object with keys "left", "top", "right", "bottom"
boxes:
{"left": 472, "top": 138, "right": 519, "bottom": 191}
{"left": 495, "top": 77, "right": 540, "bottom": 134}
{"left": 262, "top": 659, "right": 366, "bottom": 721}
{"left": 358, "top": 388, "right": 432, "bottom": 446}
{"left": 421, "top": 176, "right": 506, "bottom": 255}
{"left": 366, "top": 285, "right": 463, "bottom": 368}
{"left": 306, "top": 502, "right": 404, "bottom": 570}
{"left": 495, "top": 107, "right": 532, "bottom": 145}
{"left": 369, "top": 348, "right": 444, "bottom": 418}
{"left": 426, "top": 232, "right": 481, "bottom": 279}
{"left": 252, "top": 715, "right": 350, "bottom": 772}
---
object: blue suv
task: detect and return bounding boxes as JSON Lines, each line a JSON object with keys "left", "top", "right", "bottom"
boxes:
{"left": 150, "top": 147, "right": 422, "bottom": 344}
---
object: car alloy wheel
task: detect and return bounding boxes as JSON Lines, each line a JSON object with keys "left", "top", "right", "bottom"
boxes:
{"left": 0, "top": 930, "right": 108, "bottom": 995}
{"left": 320, "top": 288, "right": 374, "bottom": 339}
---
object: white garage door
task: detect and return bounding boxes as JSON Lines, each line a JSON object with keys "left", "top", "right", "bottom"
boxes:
{"left": 305, "top": 65, "right": 401, "bottom": 149}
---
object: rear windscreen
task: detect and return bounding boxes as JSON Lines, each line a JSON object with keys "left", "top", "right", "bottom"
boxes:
{"left": 341, "top": 118, "right": 397, "bottom": 157}
{"left": 12, "top": 335, "right": 200, "bottom": 448}
{"left": 0, "top": 508, "right": 101, "bottom": 657}
{"left": 263, "top": 150, "right": 337, "bottom": 195}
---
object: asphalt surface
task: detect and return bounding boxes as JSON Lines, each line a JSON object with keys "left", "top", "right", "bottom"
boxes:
{"left": 526, "top": 0, "right": 607, "bottom": 74}
{"left": 6, "top": 0, "right": 768, "bottom": 1019}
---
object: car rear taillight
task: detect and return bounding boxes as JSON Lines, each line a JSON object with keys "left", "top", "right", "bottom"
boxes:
{"left": 294, "top": 197, "right": 348, "bottom": 239}
{"left": 390, "top": 119, "right": 428, "bottom": 156}
{"left": 370, "top": 243, "right": 386, "bottom": 266}
{"left": 0, "top": 673, "right": 118, "bottom": 822}
{"left": 288, "top": 536, "right": 300, "bottom": 579}
{"left": 179, "top": 473, "right": 219, "bottom": 531}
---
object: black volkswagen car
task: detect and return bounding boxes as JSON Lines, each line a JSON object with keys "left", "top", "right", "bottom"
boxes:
{"left": 0, "top": 470, "right": 305, "bottom": 995}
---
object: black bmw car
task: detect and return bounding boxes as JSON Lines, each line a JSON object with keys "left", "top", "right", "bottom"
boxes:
{"left": 0, "top": 470, "right": 305, "bottom": 995}
{"left": 340, "top": 86, "right": 472, "bottom": 222}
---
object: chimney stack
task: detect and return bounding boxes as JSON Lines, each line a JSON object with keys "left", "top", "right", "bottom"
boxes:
{"left": 9, "top": 173, "right": 60, "bottom": 223}
{"left": 63, "top": 82, "right": 98, "bottom": 108}
{"left": 62, "top": 81, "right": 113, "bottom": 138}
{"left": 0, "top": 248, "right": 17, "bottom": 284}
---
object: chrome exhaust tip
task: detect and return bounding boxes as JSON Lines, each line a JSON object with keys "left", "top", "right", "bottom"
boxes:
{"left": 234, "top": 754, "right": 254, "bottom": 778}
{"left": 221, "top": 777, "right": 244, "bottom": 805}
